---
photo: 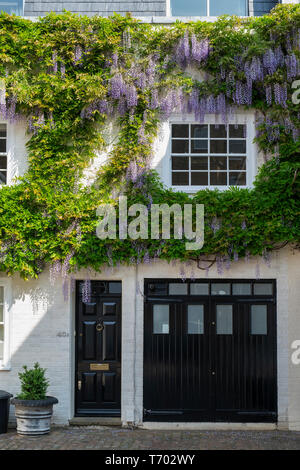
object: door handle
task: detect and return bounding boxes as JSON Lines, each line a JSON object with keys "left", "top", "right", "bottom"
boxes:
{"left": 96, "top": 322, "right": 104, "bottom": 332}
{"left": 78, "top": 380, "right": 82, "bottom": 391}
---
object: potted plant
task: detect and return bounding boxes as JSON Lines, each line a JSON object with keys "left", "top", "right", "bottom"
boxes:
{"left": 11, "top": 362, "right": 58, "bottom": 436}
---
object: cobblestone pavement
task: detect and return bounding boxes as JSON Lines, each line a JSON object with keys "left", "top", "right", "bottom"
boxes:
{"left": 0, "top": 427, "right": 300, "bottom": 450}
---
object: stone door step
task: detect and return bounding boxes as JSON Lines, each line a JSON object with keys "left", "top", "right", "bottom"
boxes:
{"left": 69, "top": 417, "right": 121, "bottom": 427}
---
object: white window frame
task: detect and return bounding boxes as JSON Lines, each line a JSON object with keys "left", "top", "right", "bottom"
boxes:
{"left": 0, "top": 279, "right": 12, "bottom": 370}
{"left": 162, "top": 112, "right": 256, "bottom": 193}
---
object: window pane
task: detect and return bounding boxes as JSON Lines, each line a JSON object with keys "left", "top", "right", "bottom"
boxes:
{"left": 148, "top": 283, "right": 167, "bottom": 295}
{"left": 172, "top": 172, "right": 189, "bottom": 185}
{"left": 210, "top": 172, "right": 227, "bottom": 185}
{"left": 0, "top": 305, "right": 3, "bottom": 323}
{"left": 190, "top": 283, "right": 209, "bottom": 295}
{"left": 191, "top": 157, "right": 208, "bottom": 170}
{"left": 210, "top": 156, "right": 227, "bottom": 170}
{"left": 0, "top": 287, "right": 3, "bottom": 303}
{"left": 169, "top": 283, "right": 188, "bottom": 295}
{"left": 210, "top": 140, "right": 227, "bottom": 153}
{"left": 0, "top": 171, "right": 6, "bottom": 184}
{"left": 188, "top": 305, "right": 204, "bottom": 334}
{"left": 232, "top": 283, "right": 251, "bottom": 295}
{"left": 229, "top": 125, "right": 246, "bottom": 138}
{"left": 172, "top": 140, "right": 189, "bottom": 153}
{"left": 212, "top": 283, "right": 230, "bottom": 295}
{"left": 0, "top": 139, "right": 6, "bottom": 153}
{"left": 229, "top": 140, "right": 246, "bottom": 154}
{"left": 210, "top": 125, "right": 227, "bottom": 138}
{"left": 172, "top": 156, "right": 189, "bottom": 170}
{"left": 172, "top": 124, "right": 189, "bottom": 138}
{"left": 0, "top": 156, "right": 7, "bottom": 169}
{"left": 191, "top": 172, "right": 208, "bottom": 185}
{"left": 191, "top": 140, "right": 208, "bottom": 153}
{"left": 0, "top": 324, "right": 3, "bottom": 341}
{"left": 229, "top": 157, "right": 246, "bottom": 170}
{"left": 0, "top": 341, "right": 3, "bottom": 360}
{"left": 0, "top": 124, "right": 6, "bottom": 137}
{"left": 251, "top": 305, "right": 267, "bottom": 335}
{"left": 153, "top": 305, "right": 169, "bottom": 334}
{"left": 216, "top": 305, "right": 233, "bottom": 335}
{"left": 229, "top": 172, "right": 246, "bottom": 185}
{"left": 253, "top": 283, "right": 273, "bottom": 295}
{"left": 191, "top": 124, "right": 208, "bottom": 138}
{"left": 171, "top": 0, "right": 207, "bottom": 16}
{"left": 0, "top": 1, "right": 23, "bottom": 15}
{"left": 210, "top": 0, "right": 247, "bottom": 16}
{"left": 109, "top": 282, "right": 122, "bottom": 293}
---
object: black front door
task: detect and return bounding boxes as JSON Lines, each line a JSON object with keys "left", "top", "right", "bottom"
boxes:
{"left": 75, "top": 281, "right": 122, "bottom": 416}
{"left": 144, "top": 279, "right": 277, "bottom": 422}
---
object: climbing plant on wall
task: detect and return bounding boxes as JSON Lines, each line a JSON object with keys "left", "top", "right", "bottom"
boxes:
{"left": 0, "top": 4, "right": 299, "bottom": 294}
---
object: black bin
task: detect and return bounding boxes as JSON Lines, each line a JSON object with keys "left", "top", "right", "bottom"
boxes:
{"left": 0, "top": 390, "right": 13, "bottom": 434}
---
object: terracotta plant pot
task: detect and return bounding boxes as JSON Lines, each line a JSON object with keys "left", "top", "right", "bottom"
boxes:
{"left": 11, "top": 396, "right": 58, "bottom": 436}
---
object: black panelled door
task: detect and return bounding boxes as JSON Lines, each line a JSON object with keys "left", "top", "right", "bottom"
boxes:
{"left": 75, "top": 281, "right": 121, "bottom": 416}
{"left": 144, "top": 280, "right": 277, "bottom": 422}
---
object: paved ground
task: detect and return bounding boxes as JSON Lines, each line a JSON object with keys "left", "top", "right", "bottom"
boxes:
{"left": 0, "top": 427, "right": 300, "bottom": 450}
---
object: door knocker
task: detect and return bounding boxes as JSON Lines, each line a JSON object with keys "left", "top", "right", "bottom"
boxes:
{"left": 96, "top": 321, "right": 104, "bottom": 332}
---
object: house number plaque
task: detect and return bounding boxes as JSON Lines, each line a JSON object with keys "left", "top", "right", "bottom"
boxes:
{"left": 90, "top": 363, "right": 109, "bottom": 371}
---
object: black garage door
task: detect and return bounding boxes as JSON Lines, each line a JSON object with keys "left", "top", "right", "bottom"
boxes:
{"left": 144, "top": 279, "right": 277, "bottom": 422}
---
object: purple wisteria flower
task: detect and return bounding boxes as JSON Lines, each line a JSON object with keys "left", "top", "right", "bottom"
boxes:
{"left": 285, "top": 53, "right": 299, "bottom": 81}
{"left": 74, "top": 45, "right": 83, "bottom": 65}
{"left": 112, "top": 52, "right": 118, "bottom": 68}
{"left": 263, "top": 49, "right": 278, "bottom": 75}
{"left": 191, "top": 35, "right": 210, "bottom": 63}
{"left": 117, "top": 97, "right": 127, "bottom": 116}
{"left": 109, "top": 74, "right": 126, "bottom": 100}
{"left": 274, "top": 83, "right": 287, "bottom": 108}
{"left": 49, "top": 260, "right": 61, "bottom": 286}
{"left": 175, "top": 30, "right": 190, "bottom": 67}
{"left": 150, "top": 89, "right": 159, "bottom": 110}
{"left": 82, "top": 279, "right": 91, "bottom": 303}
{"left": 125, "top": 84, "right": 138, "bottom": 108}
{"left": 265, "top": 86, "right": 272, "bottom": 106}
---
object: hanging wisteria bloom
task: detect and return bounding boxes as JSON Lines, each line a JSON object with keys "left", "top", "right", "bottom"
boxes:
{"left": 285, "top": 53, "right": 299, "bottom": 81}
{"left": 74, "top": 45, "right": 83, "bottom": 65}
{"left": 175, "top": 30, "right": 190, "bottom": 67}
{"left": 109, "top": 73, "right": 126, "bottom": 100}
{"left": 49, "top": 260, "right": 61, "bottom": 286}
{"left": 263, "top": 48, "right": 278, "bottom": 75}
{"left": 112, "top": 52, "right": 118, "bottom": 69}
{"left": 146, "top": 57, "right": 156, "bottom": 86}
{"left": 274, "top": 83, "right": 287, "bottom": 108}
{"left": 149, "top": 89, "right": 159, "bottom": 110}
{"left": 191, "top": 35, "right": 210, "bottom": 63}
{"left": 265, "top": 86, "right": 272, "bottom": 106}
{"left": 82, "top": 279, "right": 91, "bottom": 303}
{"left": 125, "top": 84, "right": 138, "bottom": 108}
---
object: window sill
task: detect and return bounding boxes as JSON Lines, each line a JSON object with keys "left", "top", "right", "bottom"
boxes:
{"left": 0, "top": 364, "right": 11, "bottom": 371}
{"left": 170, "top": 185, "right": 251, "bottom": 193}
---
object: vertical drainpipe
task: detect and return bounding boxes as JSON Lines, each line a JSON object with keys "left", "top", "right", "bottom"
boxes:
{"left": 132, "top": 262, "right": 138, "bottom": 425}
